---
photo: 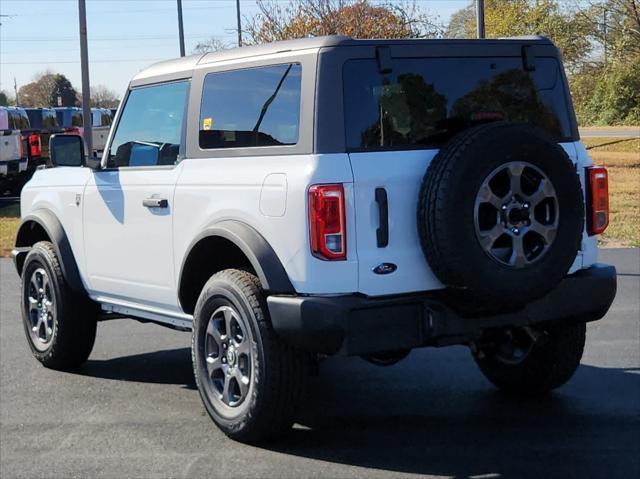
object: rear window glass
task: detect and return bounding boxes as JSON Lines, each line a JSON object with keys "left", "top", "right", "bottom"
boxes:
{"left": 9, "top": 110, "right": 30, "bottom": 130}
{"left": 42, "top": 110, "right": 58, "bottom": 128}
{"left": 26, "top": 110, "right": 42, "bottom": 128}
{"left": 55, "top": 110, "right": 83, "bottom": 128}
{"left": 27, "top": 109, "right": 58, "bottom": 129}
{"left": 199, "top": 63, "right": 301, "bottom": 149}
{"left": 344, "top": 57, "right": 572, "bottom": 151}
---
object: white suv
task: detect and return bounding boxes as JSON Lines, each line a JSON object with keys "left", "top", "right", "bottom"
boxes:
{"left": 13, "top": 36, "right": 617, "bottom": 442}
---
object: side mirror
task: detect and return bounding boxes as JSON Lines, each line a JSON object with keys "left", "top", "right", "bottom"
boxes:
{"left": 49, "top": 134, "right": 100, "bottom": 170}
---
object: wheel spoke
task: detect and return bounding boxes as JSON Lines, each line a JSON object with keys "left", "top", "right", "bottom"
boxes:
{"left": 525, "top": 179, "right": 554, "bottom": 206}
{"left": 206, "top": 318, "right": 223, "bottom": 346}
{"left": 509, "top": 235, "right": 529, "bottom": 267}
{"left": 478, "top": 224, "right": 505, "bottom": 250}
{"left": 221, "top": 375, "right": 232, "bottom": 405}
{"left": 529, "top": 220, "right": 556, "bottom": 245}
{"left": 507, "top": 163, "right": 525, "bottom": 196}
{"left": 223, "top": 308, "right": 233, "bottom": 339}
{"left": 28, "top": 296, "right": 39, "bottom": 311}
{"left": 477, "top": 183, "right": 503, "bottom": 209}
{"left": 235, "top": 337, "right": 251, "bottom": 356}
{"left": 205, "top": 355, "right": 222, "bottom": 375}
{"left": 233, "top": 369, "right": 249, "bottom": 399}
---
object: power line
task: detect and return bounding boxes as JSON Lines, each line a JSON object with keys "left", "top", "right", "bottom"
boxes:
{"left": 1, "top": 58, "right": 166, "bottom": 65}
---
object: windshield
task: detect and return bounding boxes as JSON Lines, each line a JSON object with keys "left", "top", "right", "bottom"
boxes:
{"left": 343, "top": 57, "right": 573, "bottom": 151}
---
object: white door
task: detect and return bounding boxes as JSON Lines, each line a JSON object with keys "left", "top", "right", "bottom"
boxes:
{"left": 83, "top": 80, "right": 190, "bottom": 311}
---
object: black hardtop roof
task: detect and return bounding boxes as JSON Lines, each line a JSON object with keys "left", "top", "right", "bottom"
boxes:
{"left": 133, "top": 35, "right": 554, "bottom": 83}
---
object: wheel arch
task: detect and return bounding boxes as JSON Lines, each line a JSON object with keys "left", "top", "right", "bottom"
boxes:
{"left": 178, "top": 220, "right": 294, "bottom": 315}
{"left": 13, "top": 209, "right": 86, "bottom": 294}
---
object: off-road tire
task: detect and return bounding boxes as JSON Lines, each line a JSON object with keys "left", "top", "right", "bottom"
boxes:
{"left": 418, "top": 122, "right": 584, "bottom": 306}
{"left": 192, "top": 269, "right": 308, "bottom": 442}
{"left": 474, "top": 322, "right": 586, "bottom": 394}
{"left": 21, "top": 241, "right": 98, "bottom": 370}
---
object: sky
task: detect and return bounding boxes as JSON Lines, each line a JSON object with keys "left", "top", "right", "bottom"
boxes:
{"left": 0, "top": 0, "right": 470, "bottom": 100}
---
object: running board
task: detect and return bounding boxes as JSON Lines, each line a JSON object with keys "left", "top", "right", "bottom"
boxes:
{"left": 99, "top": 302, "right": 193, "bottom": 331}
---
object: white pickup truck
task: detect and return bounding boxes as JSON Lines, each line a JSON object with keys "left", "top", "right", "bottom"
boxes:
{"left": 0, "top": 107, "right": 28, "bottom": 194}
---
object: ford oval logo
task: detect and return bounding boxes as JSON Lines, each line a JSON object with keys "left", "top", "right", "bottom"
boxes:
{"left": 372, "top": 263, "right": 397, "bottom": 275}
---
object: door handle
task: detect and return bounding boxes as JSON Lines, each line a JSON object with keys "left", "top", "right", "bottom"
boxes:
{"left": 142, "top": 197, "right": 168, "bottom": 208}
{"left": 375, "top": 187, "right": 389, "bottom": 248}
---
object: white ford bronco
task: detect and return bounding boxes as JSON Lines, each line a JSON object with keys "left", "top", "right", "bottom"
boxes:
{"left": 13, "top": 36, "right": 617, "bottom": 442}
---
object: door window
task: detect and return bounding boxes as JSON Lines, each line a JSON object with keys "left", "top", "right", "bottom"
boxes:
{"left": 199, "top": 63, "right": 301, "bottom": 149}
{"left": 108, "top": 80, "right": 188, "bottom": 167}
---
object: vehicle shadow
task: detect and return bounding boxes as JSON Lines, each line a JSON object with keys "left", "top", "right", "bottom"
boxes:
{"left": 75, "top": 346, "right": 639, "bottom": 478}
{"left": 270, "top": 353, "right": 640, "bottom": 478}
{"left": 79, "top": 347, "right": 197, "bottom": 390}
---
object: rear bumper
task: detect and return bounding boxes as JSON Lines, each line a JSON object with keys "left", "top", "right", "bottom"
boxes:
{"left": 0, "top": 160, "right": 27, "bottom": 177}
{"left": 267, "top": 263, "right": 617, "bottom": 356}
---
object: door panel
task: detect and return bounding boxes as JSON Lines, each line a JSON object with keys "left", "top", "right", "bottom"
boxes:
{"left": 83, "top": 167, "right": 181, "bottom": 310}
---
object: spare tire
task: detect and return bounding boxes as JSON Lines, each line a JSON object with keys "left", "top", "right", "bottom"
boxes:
{"left": 418, "top": 122, "right": 584, "bottom": 306}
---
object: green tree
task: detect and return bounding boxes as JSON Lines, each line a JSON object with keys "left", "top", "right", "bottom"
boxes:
{"left": 0, "top": 91, "right": 9, "bottom": 106}
{"left": 49, "top": 74, "right": 77, "bottom": 107}
{"left": 447, "top": 0, "right": 591, "bottom": 70}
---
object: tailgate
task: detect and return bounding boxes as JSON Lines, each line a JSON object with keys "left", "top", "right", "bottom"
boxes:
{"left": 0, "top": 130, "right": 22, "bottom": 162}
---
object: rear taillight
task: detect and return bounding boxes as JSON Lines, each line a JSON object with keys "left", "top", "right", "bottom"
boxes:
{"left": 28, "top": 134, "right": 41, "bottom": 157}
{"left": 587, "top": 166, "right": 609, "bottom": 235}
{"left": 309, "top": 184, "right": 347, "bottom": 260}
{"left": 19, "top": 135, "right": 26, "bottom": 159}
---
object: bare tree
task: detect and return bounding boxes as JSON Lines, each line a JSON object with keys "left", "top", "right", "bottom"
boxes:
{"left": 90, "top": 85, "right": 120, "bottom": 108}
{"left": 193, "top": 37, "right": 233, "bottom": 54}
{"left": 244, "top": 0, "right": 442, "bottom": 44}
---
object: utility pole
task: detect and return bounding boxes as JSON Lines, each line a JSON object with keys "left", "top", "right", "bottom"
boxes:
{"left": 177, "top": 0, "right": 185, "bottom": 57}
{"left": 236, "top": 0, "right": 242, "bottom": 47}
{"left": 476, "top": 0, "right": 485, "bottom": 39}
{"left": 603, "top": 7, "right": 608, "bottom": 65}
{"left": 14, "top": 77, "right": 19, "bottom": 106}
{"left": 78, "top": 0, "right": 93, "bottom": 156}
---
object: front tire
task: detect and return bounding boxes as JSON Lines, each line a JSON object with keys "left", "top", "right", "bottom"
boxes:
{"left": 21, "top": 241, "right": 98, "bottom": 370}
{"left": 473, "top": 322, "right": 586, "bottom": 394}
{"left": 192, "top": 269, "right": 308, "bottom": 442}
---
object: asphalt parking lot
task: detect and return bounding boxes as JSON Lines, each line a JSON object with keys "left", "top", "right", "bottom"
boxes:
{"left": 1, "top": 249, "right": 638, "bottom": 479}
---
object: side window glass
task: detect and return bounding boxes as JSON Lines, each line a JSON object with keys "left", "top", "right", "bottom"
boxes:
{"left": 108, "top": 81, "right": 188, "bottom": 168}
{"left": 199, "top": 63, "right": 301, "bottom": 149}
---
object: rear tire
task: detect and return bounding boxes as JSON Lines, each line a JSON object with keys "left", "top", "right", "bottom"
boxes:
{"left": 21, "top": 241, "right": 98, "bottom": 370}
{"left": 192, "top": 269, "right": 308, "bottom": 442}
{"left": 473, "top": 322, "right": 586, "bottom": 394}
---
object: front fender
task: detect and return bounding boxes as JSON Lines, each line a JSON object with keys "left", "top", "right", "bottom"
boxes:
{"left": 13, "top": 209, "right": 85, "bottom": 294}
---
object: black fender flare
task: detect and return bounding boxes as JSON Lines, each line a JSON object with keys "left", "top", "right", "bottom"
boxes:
{"left": 14, "top": 209, "right": 86, "bottom": 294}
{"left": 178, "top": 220, "right": 295, "bottom": 311}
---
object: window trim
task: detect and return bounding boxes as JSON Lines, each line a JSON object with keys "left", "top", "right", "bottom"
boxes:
{"left": 186, "top": 51, "right": 316, "bottom": 159}
{"left": 102, "top": 78, "right": 191, "bottom": 170}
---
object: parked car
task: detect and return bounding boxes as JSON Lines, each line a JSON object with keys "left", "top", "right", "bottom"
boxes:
{"left": 24, "top": 108, "right": 64, "bottom": 166}
{"left": 0, "top": 106, "right": 29, "bottom": 194}
{"left": 109, "top": 107, "right": 118, "bottom": 119}
{"left": 91, "top": 107, "right": 113, "bottom": 153}
{"left": 13, "top": 36, "right": 617, "bottom": 443}
{"left": 54, "top": 107, "right": 112, "bottom": 155}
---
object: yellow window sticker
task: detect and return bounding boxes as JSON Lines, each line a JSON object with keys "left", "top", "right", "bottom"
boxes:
{"left": 202, "top": 117, "right": 213, "bottom": 130}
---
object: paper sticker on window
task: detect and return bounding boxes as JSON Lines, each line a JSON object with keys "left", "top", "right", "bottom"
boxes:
{"left": 202, "top": 117, "right": 213, "bottom": 130}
